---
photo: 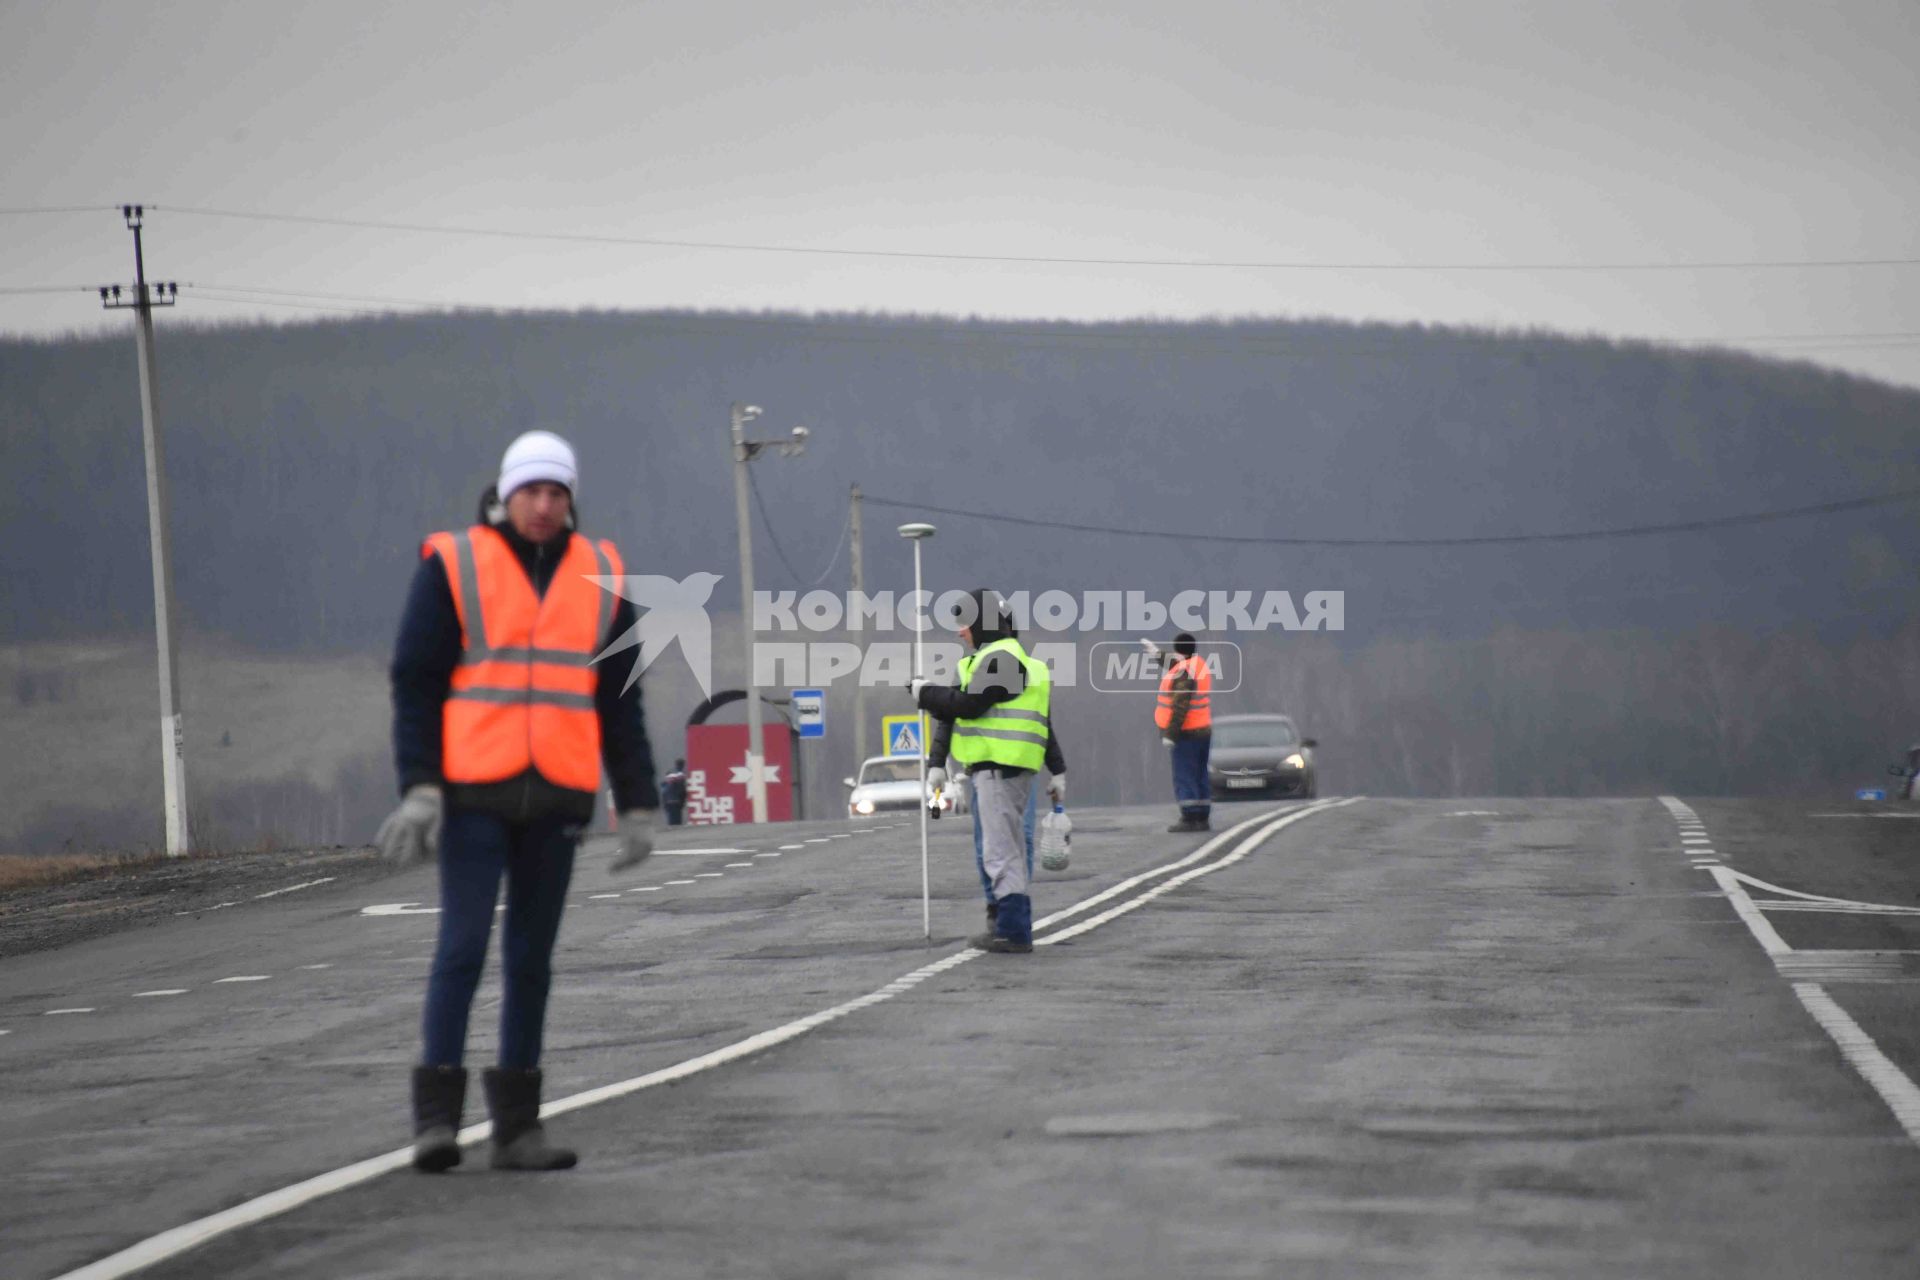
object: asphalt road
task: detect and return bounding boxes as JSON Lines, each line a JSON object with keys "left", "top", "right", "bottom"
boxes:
{"left": 3, "top": 796, "right": 1918, "bottom": 1279}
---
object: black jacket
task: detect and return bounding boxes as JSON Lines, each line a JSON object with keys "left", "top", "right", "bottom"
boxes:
{"left": 389, "top": 509, "right": 658, "bottom": 823}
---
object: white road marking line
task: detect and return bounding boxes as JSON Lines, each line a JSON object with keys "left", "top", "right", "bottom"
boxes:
{"left": 298, "top": 964, "right": 331, "bottom": 971}
{"left": 49, "top": 798, "right": 1355, "bottom": 1280}
{"left": 589, "top": 894, "right": 622, "bottom": 900}
{"left": 778, "top": 844, "right": 804, "bottom": 850}
{"left": 755, "top": 853, "right": 782, "bottom": 859}
{"left": 1775, "top": 952, "right": 1920, "bottom": 982}
{"left": 1807, "top": 812, "right": 1920, "bottom": 819}
{"left": 1659, "top": 794, "right": 1920, "bottom": 1150}
{"left": 1792, "top": 984, "right": 1920, "bottom": 1141}
{"left": 665, "top": 879, "right": 695, "bottom": 886}
{"left": 1036, "top": 801, "right": 1330, "bottom": 933}
{"left": 132, "top": 990, "right": 189, "bottom": 998}
{"left": 627, "top": 887, "right": 662, "bottom": 893}
{"left": 653, "top": 847, "right": 754, "bottom": 856}
{"left": 0, "top": 1029, "right": 10, "bottom": 1036}
{"left": 252, "top": 877, "right": 336, "bottom": 900}
{"left": 1444, "top": 810, "right": 1502, "bottom": 817}
{"left": 828, "top": 833, "right": 853, "bottom": 839}
{"left": 1760, "top": 901, "right": 1920, "bottom": 916}
{"left": 173, "top": 902, "right": 240, "bottom": 916}
{"left": 213, "top": 976, "right": 270, "bottom": 984}
{"left": 360, "top": 903, "right": 440, "bottom": 916}
{"left": 724, "top": 862, "right": 754, "bottom": 868}
{"left": 1722, "top": 868, "right": 1920, "bottom": 915}
{"left": 46, "top": 1008, "right": 95, "bottom": 1016}
{"left": 803, "top": 838, "right": 830, "bottom": 844}
{"left": 694, "top": 872, "right": 724, "bottom": 879}
{"left": 1040, "top": 800, "right": 1360, "bottom": 946}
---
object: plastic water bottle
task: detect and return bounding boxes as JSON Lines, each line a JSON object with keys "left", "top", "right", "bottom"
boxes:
{"left": 1039, "top": 805, "right": 1072, "bottom": 871}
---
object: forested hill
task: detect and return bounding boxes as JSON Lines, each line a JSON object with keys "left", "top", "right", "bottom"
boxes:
{"left": 4, "top": 308, "right": 1918, "bottom": 655}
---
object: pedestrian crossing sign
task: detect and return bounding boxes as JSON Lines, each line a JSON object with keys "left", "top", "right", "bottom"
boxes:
{"left": 881, "top": 713, "right": 926, "bottom": 758}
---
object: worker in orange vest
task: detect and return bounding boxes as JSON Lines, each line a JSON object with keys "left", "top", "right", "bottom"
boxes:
{"left": 377, "top": 429, "right": 659, "bottom": 1174}
{"left": 1155, "top": 631, "right": 1213, "bottom": 832}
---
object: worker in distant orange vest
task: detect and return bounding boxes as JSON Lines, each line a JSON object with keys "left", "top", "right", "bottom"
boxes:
{"left": 377, "top": 429, "right": 660, "bottom": 1175}
{"left": 1155, "top": 631, "right": 1213, "bottom": 833}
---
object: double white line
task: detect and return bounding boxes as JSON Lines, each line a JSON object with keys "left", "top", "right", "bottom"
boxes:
{"left": 54, "top": 797, "right": 1354, "bottom": 1280}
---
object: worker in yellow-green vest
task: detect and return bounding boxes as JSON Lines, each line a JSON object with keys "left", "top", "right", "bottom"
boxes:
{"left": 913, "top": 588, "right": 1066, "bottom": 954}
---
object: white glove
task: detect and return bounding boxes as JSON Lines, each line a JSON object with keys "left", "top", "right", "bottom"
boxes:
{"left": 376, "top": 785, "right": 442, "bottom": 866}
{"left": 1047, "top": 774, "right": 1066, "bottom": 806}
{"left": 1161, "top": 737, "right": 1176, "bottom": 749}
{"left": 609, "top": 810, "right": 656, "bottom": 871}
{"left": 909, "top": 676, "right": 930, "bottom": 700}
{"left": 926, "top": 765, "right": 948, "bottom": 795}
{"left": 1139, "top": 637, "right": 1162, "bottom": 657}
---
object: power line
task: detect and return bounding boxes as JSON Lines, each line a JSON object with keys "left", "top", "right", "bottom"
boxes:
{"left": 745, "top": 461, "right": 850, "bottom": 586}
{"left": 149, "top": 204, "right": 1920, "bottom": 273}
{"left": 0, "top": 205, "right": 113, "bottom": 216}
{"left": 862, "top": 488, "right": 1920, "bottom": 548}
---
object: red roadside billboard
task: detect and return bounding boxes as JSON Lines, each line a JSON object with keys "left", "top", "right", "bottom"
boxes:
{"left": 683, "top": 723, "right": 794, "bottom": 824}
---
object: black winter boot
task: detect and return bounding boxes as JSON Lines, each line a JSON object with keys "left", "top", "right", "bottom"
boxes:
{"left": 483, "top": 1067, "right": 577, "bottom": 1171}
{"left": 411, "top": 1065, "right": 467, "bottom": 1173}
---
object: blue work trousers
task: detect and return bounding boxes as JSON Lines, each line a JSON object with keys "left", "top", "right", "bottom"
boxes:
{"left": 1171, "top": 735, "right": 1212, "bottom": 820}
{"left": 967, "top": 770, "right": 1037, "bottom": 904}
{"left": 421, "top": 807, "right": 578, "bottom": 1070}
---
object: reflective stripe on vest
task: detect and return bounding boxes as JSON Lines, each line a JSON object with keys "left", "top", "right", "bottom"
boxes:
{"left": 949, "top": 637, "right": 1051, "bottom": 771}
{"left": 424, "top": 525, "right": 623, "bottom": 793}
{"left": 1154, "top": 653, "right": 1213, "bottom": 731}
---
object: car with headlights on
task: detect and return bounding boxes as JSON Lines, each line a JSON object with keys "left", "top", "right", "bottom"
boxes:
{"left": 844, "top": 754, "right": 963, "bottom": 818}
{"left": 1207, "top": 714, "right": 1317, "bottom": 799}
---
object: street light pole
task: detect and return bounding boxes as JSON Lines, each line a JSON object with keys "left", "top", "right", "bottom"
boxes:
{"left": 101, "top": 205, "right": 189, "bottom": 856}
{"left": 729, "top": 403, "right": 809, "bottom": 824}
{"left": 898, "top": 521, "right": 936, "bottom": 938}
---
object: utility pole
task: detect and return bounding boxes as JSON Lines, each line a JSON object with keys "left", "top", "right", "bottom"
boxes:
{"left": 100, "top": 205, "right": 190, "bottom": 855}
{"left": 849, "top": 483, "right": 866, "bottom": 770}
{"left": 729, "top": 403, "right": 808, "bottom": 824}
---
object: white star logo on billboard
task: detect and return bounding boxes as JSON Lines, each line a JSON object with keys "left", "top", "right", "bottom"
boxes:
{"left": 730, "top": 756, "right": 781, "bottom": 787}
{"left": 588, "top": 572, "right": 723, "bottom": 696}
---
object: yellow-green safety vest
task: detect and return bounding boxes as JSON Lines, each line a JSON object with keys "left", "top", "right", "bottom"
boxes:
{"left": 949, "top": 637, "right": 1051, "bottom": 771}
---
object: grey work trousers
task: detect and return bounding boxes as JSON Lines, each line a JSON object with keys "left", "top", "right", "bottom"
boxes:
{"left": 972, "top": 768, "right": 1035, "bottom": 902}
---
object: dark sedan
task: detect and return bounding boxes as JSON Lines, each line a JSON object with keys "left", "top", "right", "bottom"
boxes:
{"left": 1207, "top": 713, "right": 1317, "bottom": 799}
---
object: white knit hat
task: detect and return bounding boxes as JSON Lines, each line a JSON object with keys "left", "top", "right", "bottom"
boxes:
{"left": 497, "top": 430, "right": 578, "bottom": 502}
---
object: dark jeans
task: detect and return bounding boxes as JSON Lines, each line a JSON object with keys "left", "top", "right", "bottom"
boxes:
{"left": 422, "top": 807, "right": 578, "bottom": 1070}
{"left": 1171, "top": 735, "right": 1211, "bottom": 820}
{"left": 663, "top": 801, "right": 685, "bottom": 826}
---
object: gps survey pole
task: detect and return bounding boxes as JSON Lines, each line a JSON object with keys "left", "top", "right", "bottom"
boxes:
{"left": 898, "top": 521, "right": 936, "bottom": 939}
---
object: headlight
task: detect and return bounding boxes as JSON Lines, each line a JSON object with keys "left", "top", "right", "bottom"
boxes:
{"left": 854, "top": 798, "right": 875, "bottom": 814}
{"left": 1283, "top": 753, "right": 1306, "bottom": 769}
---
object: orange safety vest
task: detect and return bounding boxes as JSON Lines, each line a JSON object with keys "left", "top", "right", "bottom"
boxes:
{"left": 1154, "top": 653, "right": 1213, "bottom": 732}
{"left": 423, "top": 525, "right": 624, "bottom": 794}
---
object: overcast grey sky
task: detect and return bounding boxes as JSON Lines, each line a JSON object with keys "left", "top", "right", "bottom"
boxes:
{"left": 5, "top": 0, "right": 1918, "bottom": 387}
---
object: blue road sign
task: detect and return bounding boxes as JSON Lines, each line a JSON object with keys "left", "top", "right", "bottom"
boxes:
{"left": 792, "top": 688, "right": 825, "bottom": 739}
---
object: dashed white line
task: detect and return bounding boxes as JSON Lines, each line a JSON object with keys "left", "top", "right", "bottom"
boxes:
{"left": 724, "top": 862, "right": 754, "bottom": 868}
{"left": 213, "top": 976, "right": 270, "bottom": 984}
{"left": 756, "top": 852, "right": 783, "bottom": 859}
{"left": 665, "top": 879, "right": 695, "bottom": 886}
{"left": 252, "top": 877, "right": 336, "bottom": 900}
{"left": 778, "top": 844, "right": 804, "bottom": 850}
{"left": 802, "top": 838, "right": 830, "bottom": 844}
{"left": 46, "top": 1008, "right": 95, "bottom": 1016}
{"left": 693, "top": 872, "right": 724, "bottom": 879}
{"left": 627, "top": 886, "right": 662, "bottom": 893}
{"left": 588, "top": 894, "right": 622, "bottom": 900}
{"left": 133, "top": 989, "right": 189, "bottom": 998}
{"left": 298, "top": 964, "right": 331, "bottom": 971}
